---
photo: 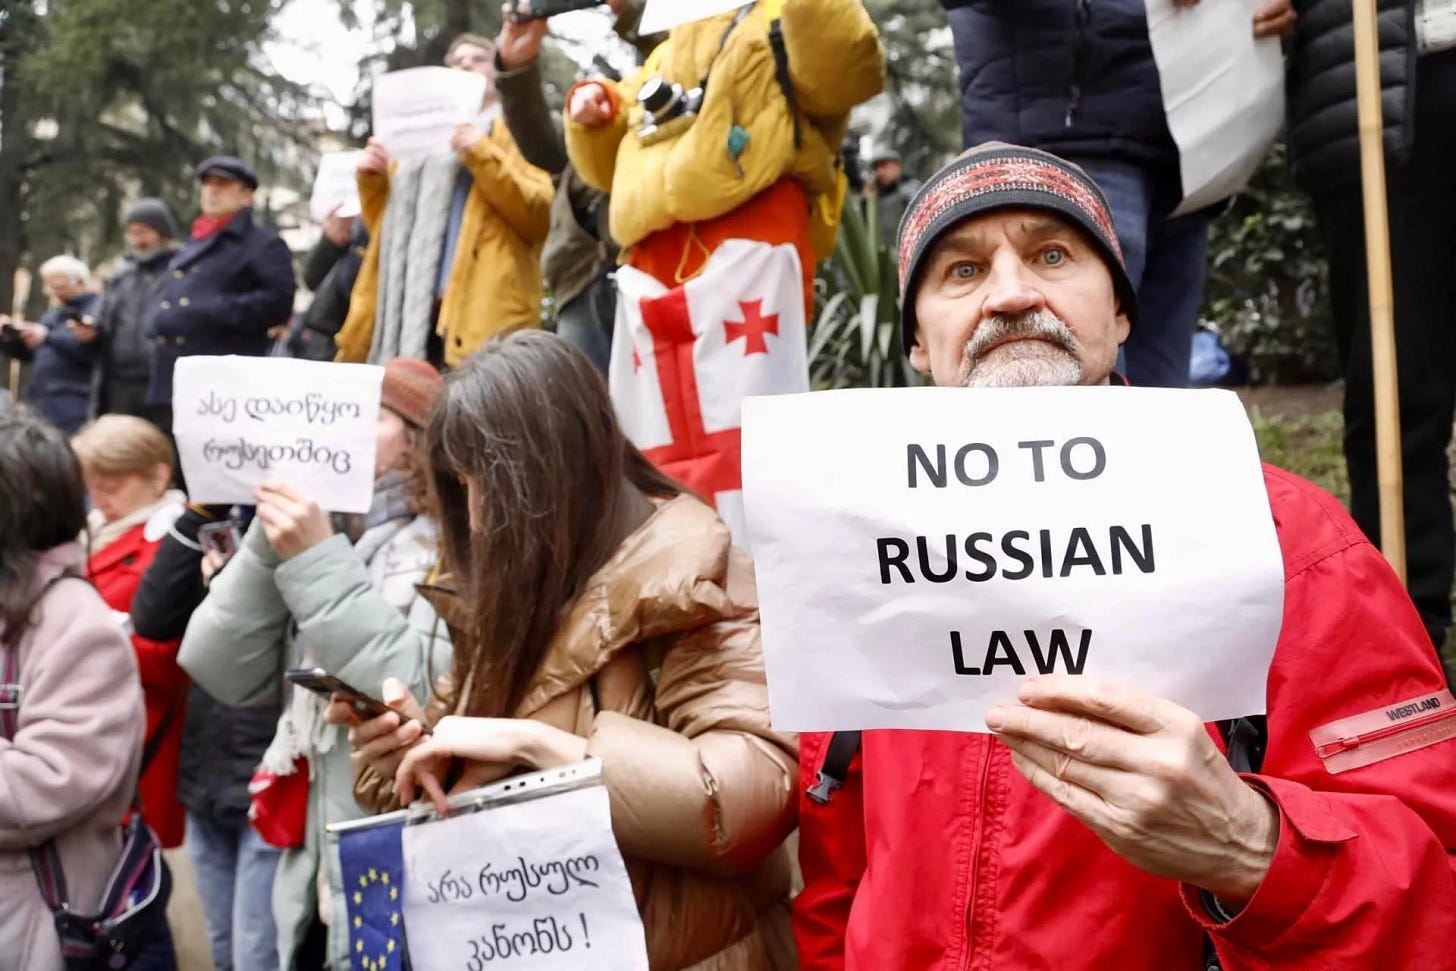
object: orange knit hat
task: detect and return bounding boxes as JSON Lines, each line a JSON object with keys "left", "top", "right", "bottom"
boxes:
{"left": 380, "top": 358, "right": 444, "bottom": 429}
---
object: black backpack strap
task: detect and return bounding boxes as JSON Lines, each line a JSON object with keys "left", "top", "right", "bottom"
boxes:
{"left": 807, "top": 730, "right": 861, "bottom": 805}
{"left": 1203, "top": 715, "right": 1270, "bottom": 969}
{"left": 696, "top": 4, "right": 757, "bottom": 94}
{"left": 767, "top": 19, "right": 802, "bottom": 150}
{"left": 139, "top": 688, "right": 186, "bottom": 779}
{"left": 1219, "top": 715, "right": 1268, "bottom": 775}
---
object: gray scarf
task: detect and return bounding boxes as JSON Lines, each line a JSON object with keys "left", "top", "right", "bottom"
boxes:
{"left": 373, "top": 153, "right": 459, "bottom": 362}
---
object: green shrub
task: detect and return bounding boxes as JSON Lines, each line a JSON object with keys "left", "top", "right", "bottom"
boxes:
{"left": 811, "top": 197, "right": 922, "bottom": 389}
{"left": 1201, "top": 143, "right": 1338, "bottom": 385}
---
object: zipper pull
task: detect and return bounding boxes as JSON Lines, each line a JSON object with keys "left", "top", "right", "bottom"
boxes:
{"left": 1315, "top": 736, "right": 1360, "bottom": 758}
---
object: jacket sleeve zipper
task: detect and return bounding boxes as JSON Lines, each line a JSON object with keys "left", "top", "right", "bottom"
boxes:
{"left": 1315, "top": 704, "right": 1456, "bottom": 757}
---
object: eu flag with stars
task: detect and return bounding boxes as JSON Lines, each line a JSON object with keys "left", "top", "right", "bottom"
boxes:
{"left": 337, "top": 818, "right": 410, "bottom": 971}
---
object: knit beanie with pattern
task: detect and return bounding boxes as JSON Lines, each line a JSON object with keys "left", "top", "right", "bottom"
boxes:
{"left": 896, "top": 142, "right": 1138, "bottom": 358}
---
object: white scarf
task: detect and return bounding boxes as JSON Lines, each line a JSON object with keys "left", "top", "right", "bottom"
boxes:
{"left": 86, "top": 490, "right": 187, "bottom": 554}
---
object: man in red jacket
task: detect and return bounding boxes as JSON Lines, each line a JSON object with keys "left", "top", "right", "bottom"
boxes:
{"left": 795, "top": 142, "right": 1456, "bottom": 970}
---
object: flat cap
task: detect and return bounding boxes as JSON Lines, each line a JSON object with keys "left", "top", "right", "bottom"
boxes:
{"left": 195, "top": 155, "right": 259, "bottom": 190}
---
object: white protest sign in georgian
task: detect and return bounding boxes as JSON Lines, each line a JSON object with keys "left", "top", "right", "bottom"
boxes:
{"left": 401, "top": 784, "right": 648, "bottom": 971}
{"left": 741, "top": 386, "right": 1285, "bottom": 733}
{"left": 172, "top": 356, "right": 383, "bottom": 514}
{"left": 309, "top": 150, "right": 363, "bottom": 222}
{"left": 372, "top": 66, "right": 488, "bottom": 159}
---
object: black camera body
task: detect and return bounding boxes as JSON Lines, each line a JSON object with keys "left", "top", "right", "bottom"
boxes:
{"left": 637, "top": 76, "right": 705, "bottom": 140}
{"left": 510, "top": 0, "right": 605, "bottom": 21}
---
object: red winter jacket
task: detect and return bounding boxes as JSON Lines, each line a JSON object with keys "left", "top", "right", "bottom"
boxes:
{"left": 88, "top": 523, "right": 188, "bottom": 848}
{"left": 795, "top": 465, "right": 1456, "bottom": 970}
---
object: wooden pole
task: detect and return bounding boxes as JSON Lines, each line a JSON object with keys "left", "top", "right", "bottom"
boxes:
{"left": 1352, "top": 0, "right": 1406, "bottom": 581}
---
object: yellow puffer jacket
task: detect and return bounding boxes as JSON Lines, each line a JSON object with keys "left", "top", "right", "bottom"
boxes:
{"left": 565, "top": 0, "right": 883, "bottom": 262}
{"left": 335, "top": 121, "right": 553, "bottom": 366}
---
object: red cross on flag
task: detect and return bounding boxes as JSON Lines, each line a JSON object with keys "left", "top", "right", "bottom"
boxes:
{"left": 610, "top": 239, "right": 810, "bottom": 549}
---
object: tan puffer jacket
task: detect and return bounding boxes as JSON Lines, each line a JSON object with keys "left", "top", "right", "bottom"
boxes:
{"left": 355, "top": 494, "right": 799, "bottom": 970}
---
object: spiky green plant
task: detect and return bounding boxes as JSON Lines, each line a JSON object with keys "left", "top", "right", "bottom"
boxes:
{"left": 811, "top": 197, "right": 923, "bottom": 389}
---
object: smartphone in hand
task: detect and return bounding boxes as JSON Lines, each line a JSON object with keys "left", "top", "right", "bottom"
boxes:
{"left": 285, "top": 668, "right": 430, "bottom": 731}
{"left": 197, "top": 520, "right": 243, "bottom": 563}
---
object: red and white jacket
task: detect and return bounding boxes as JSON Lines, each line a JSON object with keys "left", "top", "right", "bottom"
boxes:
{"left": 795, "top": 465, "right": 1456, "bottom": 969}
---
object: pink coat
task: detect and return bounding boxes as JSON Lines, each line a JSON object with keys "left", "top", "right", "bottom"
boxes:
{"left": 0, "top": 543, "right": 144, "bottom": 971}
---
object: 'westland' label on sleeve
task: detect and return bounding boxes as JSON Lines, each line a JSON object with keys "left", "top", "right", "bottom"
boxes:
{"left": 1309, "top": 690, "right": 1456, "bottom": 774}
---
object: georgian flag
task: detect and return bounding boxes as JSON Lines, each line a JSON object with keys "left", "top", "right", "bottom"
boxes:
{"left": 610, "top": 239, "right": 810, "bottom": 549}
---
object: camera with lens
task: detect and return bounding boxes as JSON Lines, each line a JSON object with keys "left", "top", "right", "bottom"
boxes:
{"left": 636, "top": 76, "right": 705, "bottom": 143}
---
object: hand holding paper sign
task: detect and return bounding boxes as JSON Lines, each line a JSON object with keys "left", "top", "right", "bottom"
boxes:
{"left": 253, "top": 479, "right": 334, "bottom": 560}
{"left": 986, "top": 675, "right": 1279, "bottom": 906}
{"left": 357, "top": 138, "right": 390, "bottom": 176}
{"left": 320, "top": 204, "right": 355, "bottom": 247}
{"left": 1174, "top": 0, "right": 1295, "bottom": 37}
{"left": 450, "top": 122, "right": 488, "bottom": 159}
{"left": 1253, "top": 0, "right": 1296, "bottom": 38}
{"left": 395, "top": 717, "right": 590, "bottom": 814}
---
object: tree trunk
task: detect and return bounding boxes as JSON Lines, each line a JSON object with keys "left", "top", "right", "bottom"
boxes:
{"left": 445, "top": 0, "right": 473, "bottom": 37}
{"left": 0, "top": 2, "right": 36, "bottom": 317}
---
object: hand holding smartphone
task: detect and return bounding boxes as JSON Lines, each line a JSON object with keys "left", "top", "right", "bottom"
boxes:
{"left": 197, "top": 520, "right": 243, "bottom": 563}
{"left": 285, "top": 668, "right": 430, "bottom": 732}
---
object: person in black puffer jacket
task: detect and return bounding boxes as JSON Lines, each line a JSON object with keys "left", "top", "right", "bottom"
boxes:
{"left": 1286, "top": 0, "right": 1456, "bottom": 652}
{"left": 93, "top": 199, "right": 180, "bottom": 420}
{"left": 937, "top": 0, "right": 1295, "bottom": 388}
{"left": 130, "top": 506, "right": 284, "bottom": 971}
{"left": 286, "top": 212, "right": 368, "bottom": 363}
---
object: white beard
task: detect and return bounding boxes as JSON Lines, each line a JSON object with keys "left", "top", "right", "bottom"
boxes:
{"left": 956, "top": 310, "right": 1085, "bottom": 388}
{"left": 961, "top": 339, "right": 1084, "bottom": 388}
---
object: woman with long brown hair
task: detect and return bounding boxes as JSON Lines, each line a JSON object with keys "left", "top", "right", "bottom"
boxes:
{"left": 340, "top": 330, "right": 798, "bottom": 969}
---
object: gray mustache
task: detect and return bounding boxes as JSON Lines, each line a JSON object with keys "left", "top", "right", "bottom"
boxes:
{"left": 965, "top": 311, "right": 1079, "bottom": 363}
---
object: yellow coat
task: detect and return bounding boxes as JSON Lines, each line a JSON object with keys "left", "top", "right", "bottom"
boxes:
{"left": 565, "top": 0, "right": 884, "bottom": 263}
{"left": 335, "top": 121, "right": 553, "bottom": 366}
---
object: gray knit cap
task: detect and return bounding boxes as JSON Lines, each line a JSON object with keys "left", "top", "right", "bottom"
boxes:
{"left": 122, "top": 198, "right": 179, "bottom": 240}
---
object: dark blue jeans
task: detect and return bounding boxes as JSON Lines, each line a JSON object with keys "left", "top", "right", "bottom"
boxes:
{"left": 553, "top": 271, "right": 617, "bottom": 375}
{"left": 1072, "top": 157, "right": 1212, "bottom": 389}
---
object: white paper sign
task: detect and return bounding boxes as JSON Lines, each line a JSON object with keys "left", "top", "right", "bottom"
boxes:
{"left": 401, "top": 784, "right": 649, "bottom": 971}
{"left": 742, "top": 387, "right": 1285, "bottom": 733}
{"left": 172, "top": 356, "right": 384, "bottom": 514}
{"left": 1146, "top": 0, "right": 1285, "bottom": 215}
{"left": 309, "top": 150, "right": 363, "bottom": 223}
{"left": 639, "top": 0, "right": 748, "bottom": 34}
{"left": 372, "top": 66, "right": 488, "bottom": 159}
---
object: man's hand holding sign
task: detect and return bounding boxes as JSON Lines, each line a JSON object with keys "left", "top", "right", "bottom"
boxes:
{"left": 986, "top": 677, "right": 1278, "bottom": 906}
